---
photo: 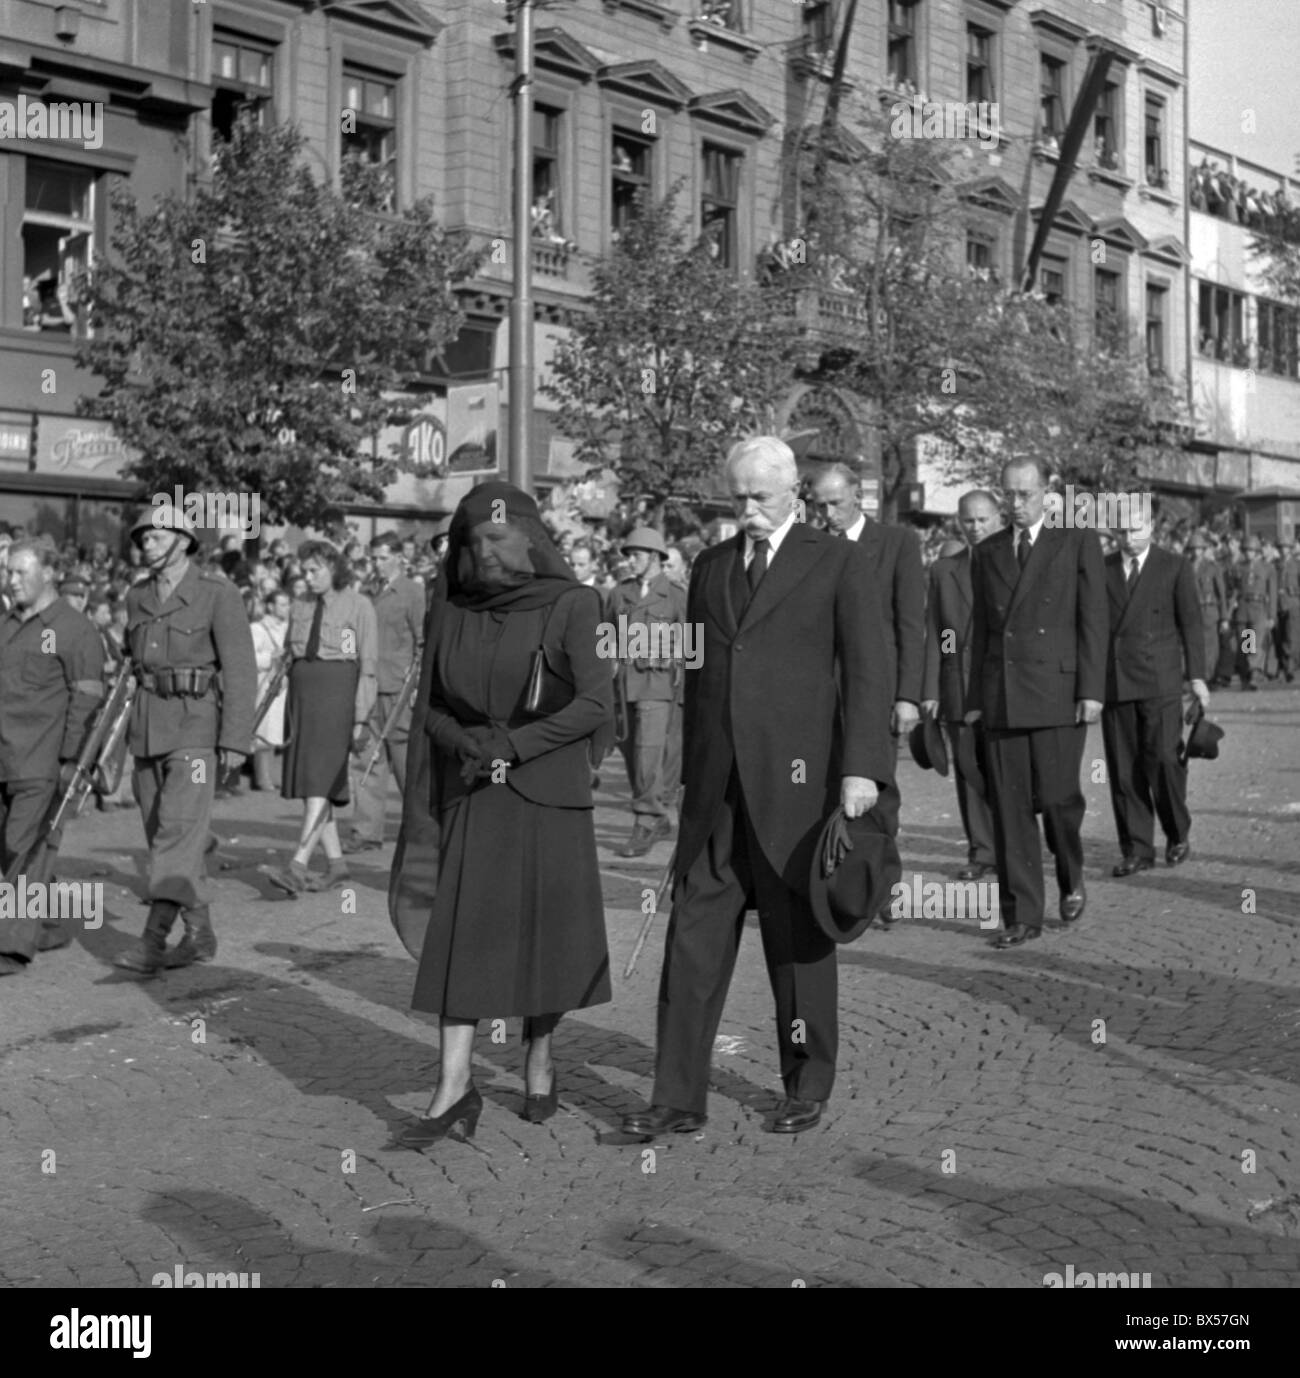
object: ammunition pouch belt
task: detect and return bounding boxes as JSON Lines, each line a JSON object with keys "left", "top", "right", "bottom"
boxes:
{"left": 139, "top": 667, "right": 216, "bottom": 699}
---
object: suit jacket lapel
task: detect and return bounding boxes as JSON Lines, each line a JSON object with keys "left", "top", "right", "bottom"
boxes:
{"left": 1107, "top": 556, "right": 1130, "bottom": 627}
{"left": 987, "top": 529, "right": 1020, "bottom": 603}
{"left": 952, "top": 549, "right": 972, "bottom": 615}
{"left": 721, "top": 534, "right": 746, "bottom": 637}
{"left": 1007, "top": 526, "right": 1064, "bottom": 619}
{"left": 738, "top": 524, "right": 821, "bottom": 631}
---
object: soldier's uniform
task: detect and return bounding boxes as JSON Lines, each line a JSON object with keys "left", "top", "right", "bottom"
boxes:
{"left": 117, "top": 508, "right": 256, "bottom": 972}
{"left": 1187, "top": 536, "right": 1228, "bottom": 682}
{"left": 1275, "top": 541, "right": 1299, "bottom": 682}
{"left": 1232, "top": 536, "right": 1277, "bottom": 690}
{"left": 0, "top": 584, "right": 103, "bottom": 968}
{"left": 348, "top": 570, "right": 424, "bottom": 847}
{"left": 606, "top": 528, "right": 687, "bottom": 857}
{"left": 1213, "top": 551, "right": 1240, "bottom": 686}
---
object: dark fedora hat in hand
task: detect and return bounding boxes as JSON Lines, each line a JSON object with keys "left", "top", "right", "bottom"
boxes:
{"left": 809, "top": 806, "right": 903, "bottom": 944}
{"left": 1180, "top": 703, "right": 1224, "bottom": 764}
{"left": 908, "top": 713, "right": 949, "bottom": 777}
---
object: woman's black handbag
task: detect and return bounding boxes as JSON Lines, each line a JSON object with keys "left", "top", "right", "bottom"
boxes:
{"left": 522, "top": 594, "right": 575, "bottom": 717}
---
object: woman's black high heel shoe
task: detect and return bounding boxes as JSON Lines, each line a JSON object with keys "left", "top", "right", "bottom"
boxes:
{"left": 522, "top": 1076, "right": 558, "bottom": 1123}
{"left": 397, "top": 1085, "right": 482, "bottom": 1148}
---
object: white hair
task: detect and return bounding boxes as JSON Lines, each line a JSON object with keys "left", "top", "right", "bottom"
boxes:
{"left": 725, "top": 436, "right": 798, "bottom": 488}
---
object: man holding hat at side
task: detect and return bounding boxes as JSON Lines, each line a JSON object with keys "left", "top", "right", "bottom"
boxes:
{"left": 920, "top": 491, "right": 1002, "bottom": 883}
{"left": 115, "top": 501, "right": 256, "bottom": 974}
{"left": 606, "top": 526, "right": 687, "bottom": 858}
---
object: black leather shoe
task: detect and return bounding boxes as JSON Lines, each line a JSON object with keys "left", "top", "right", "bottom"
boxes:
{"left": 770, "top": 1098, "right": 824, "bottom": 1134}
{"left": 1059, "top": 888, "right": 1086, "bottom": 924}
{"left": 958, "top": 862, "right": 997, "bottom": 881}
{"left": 1166, "top": 842, "right": 1190, "bottom": 866}
{"left": 1112, "top": 856, "right": 1155, "bottom": 878}
{"left": 620, "top": 1105, "right": 706, "bottom": 1137}
{"left": 993, "top": 923, "right": 1041, "bottom": 948}
{"left": 341, "top": 835, "right": 382, "bottom": 855}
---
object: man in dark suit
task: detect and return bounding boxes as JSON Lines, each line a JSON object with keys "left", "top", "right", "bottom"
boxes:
{"left": 1103, "top": 512, "right": 1210, "bottom": 875}
{"left": 622, "top": 437, "right": 894, "bottom": 1138}
{"left": 809, "top": 463, "right": 924, "bottom": 837}
{"left": 921, "top": 490, "right": 1001, "bottom": 881}
{"left": 965, "top": 460, "right": 1107, "bottom": 948}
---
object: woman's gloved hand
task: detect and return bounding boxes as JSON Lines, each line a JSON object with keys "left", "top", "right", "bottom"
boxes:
{"left": 464, "top": 724, "right": 517, "bottom": 773}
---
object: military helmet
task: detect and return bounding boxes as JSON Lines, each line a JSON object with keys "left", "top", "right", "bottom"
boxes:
{"left": 620, "top": 526, "right": 669, "bottom": 558}
{"left": 129, "top": 502, "right": 201, "bottom": 553}
{"left": 1186, "top": 533, "right": 1208, "bottom": 551}
{"left": 1243, "top": 534, "right": 1262, "bottom": 554}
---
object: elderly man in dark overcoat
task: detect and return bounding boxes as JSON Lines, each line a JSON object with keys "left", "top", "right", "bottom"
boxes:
{"left": 621, "top": 436, "right": 894, "bottom": 1138}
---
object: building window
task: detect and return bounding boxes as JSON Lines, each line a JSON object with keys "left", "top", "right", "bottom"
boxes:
{"left": 888, "top": 1, "right": 919, "bottom": 89}
{"left": 966, "top": 234, "right": 998, "bottom": 283}
{"left": 966, "top": 25, "right": 995, "bottom": 105}
{"left": 531, "top": 105, "right": 564, "bottom": 242}
{"left": 1258, "top": 300, "right": 1300, "bottom": 379}
{"left": 22, "top": 159, "right": 96, "bottom": 335}
{"left": 1040, "top": 255, "right": 1068, "bottom": 306}
{"left": 211, "top": 32, "right": 275, "bottom": 142}
{"left": 342, "top": 64, "right": 398, "bottom": 212}
{"left": 1145, "top": 282, "right": 1167, "bottom": 373}
{"left": 1093, "top": 81, "right": 1120, "bottom": 170}
{"left": 1197, "top": 282, "right": 1248, "bottom": 366}
{"left": 1144, "top": 95, "right": 1166, "bottom": 188}
{"left": 701, "top": 143, "right": 741, "bottom": 270}
{"left": 612, "top": 131, "right": 654, "bottom": 242}
{"left": 1094, "top": 267, "right": 1123, "bottom": 346}
{"left": 802, "top": 1, "right": 835, "bottom": 61}
{"left": 1039, "top": 54, "right": 1066, "bottom": 142}
{"left": 698, "top": 0, "right": 744, "bottom": 30}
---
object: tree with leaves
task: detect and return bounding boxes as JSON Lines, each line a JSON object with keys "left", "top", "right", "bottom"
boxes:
{"left": 543, "top": 186, "right": 800, "bottom": 521}
{"left": 76, "top": 117, "right": 480, "bottom": 528}
{"left": 787, "top": 98, "right": 1192, "bottom": 512}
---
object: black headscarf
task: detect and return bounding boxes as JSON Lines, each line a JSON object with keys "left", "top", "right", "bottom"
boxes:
{"left": 444, "top": 481, "right": 576, "bottom": 612}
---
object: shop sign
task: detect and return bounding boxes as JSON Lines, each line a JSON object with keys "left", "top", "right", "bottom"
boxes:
{"left": 0, "top": 410, "right": 32, "bottom": 469}
{"left": 35, "top": 416, "right": 135, "bottom": 478}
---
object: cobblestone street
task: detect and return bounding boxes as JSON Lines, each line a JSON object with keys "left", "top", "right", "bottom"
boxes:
{"left": 3, "top": 687, "right": 1298, "bottom": 1289}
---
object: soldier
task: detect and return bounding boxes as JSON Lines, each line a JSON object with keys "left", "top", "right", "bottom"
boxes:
{"left": 1187, "top": 534, "right": 1229, "bottom": 685}
{"left": 0, "top": 537, "right": 105, "bottom": 974}
{"left": 115, "top": 506, "right": 256, "bottom": 974}
{"left": 1231, "top": 534, "right": 1277, "bottom": 691}
{"left": 607, "top": 527, "right": 687, "bottom": 858}
{"left": 343, "top": 532, "right": 424, "bottom": 852}
{"left": 1275, "top": 534, "right": 1299, "bottom": 683}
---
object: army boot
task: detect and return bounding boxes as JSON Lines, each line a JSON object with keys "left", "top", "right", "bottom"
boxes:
{"left": 115, "top": 900, "right": 180, "bottom": 975}
{"left": 163, "top": 905, "right": 217, "bottom": 968}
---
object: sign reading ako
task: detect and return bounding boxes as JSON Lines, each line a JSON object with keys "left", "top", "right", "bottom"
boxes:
{"left": 401, "top": 415, "right": 446, "bottom": 478}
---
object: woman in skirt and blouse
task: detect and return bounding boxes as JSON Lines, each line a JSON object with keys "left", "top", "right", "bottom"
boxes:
{"left": 393, "top": 482, "right": 613, "bottom": 1147}
{"left": 264, "top": 540, "right": 377, "bottom": 894}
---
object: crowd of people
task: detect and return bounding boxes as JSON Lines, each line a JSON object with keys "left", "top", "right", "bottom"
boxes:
{"left": 1, "top": 460, "right": 1297, "bottom": 1143}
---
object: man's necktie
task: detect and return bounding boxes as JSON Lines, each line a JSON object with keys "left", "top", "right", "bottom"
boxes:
{"left": 748, "top": 537, "right": 770, "bottom": 594}
{"left": 1126, "top": 559, "right": 1140, "bottom": 597}
{"left": 304, "top": 596, "right": 325, "bottom": 661}
{"left": 1017, "top": 529, "right": 1031, "bottom": 570}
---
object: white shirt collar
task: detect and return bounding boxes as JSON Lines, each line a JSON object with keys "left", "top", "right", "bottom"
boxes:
{"left": 1126, "top": 545, "right": 1151, "bottom": 575}
{"left": 1015, "top": 516, "right": 1045, "bottom": 547}
{"left": 745, "top": 508, "right": 799, "bottom": 561}
{"left": 844, "top": 513, "right": 867, "bottom": 543}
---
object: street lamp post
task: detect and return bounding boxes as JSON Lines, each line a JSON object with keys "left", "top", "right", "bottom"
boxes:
{"left": 508, "top": 0, "right": 535, "bottom": 491}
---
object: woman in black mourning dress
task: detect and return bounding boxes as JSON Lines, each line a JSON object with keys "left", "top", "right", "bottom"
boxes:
{"left": 394, "top": 481, "right": 613, "bottom": 1147}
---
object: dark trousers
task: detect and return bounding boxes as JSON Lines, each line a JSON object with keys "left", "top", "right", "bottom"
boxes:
{"left": 944, "top": 720, "right": 996, "bottom": 866}
{"left": 1201, "top": 614, "right": 1221, "bottom": 680}
{"left": 1101, "top": 696, "right": 1189, "bottom": 860}
{"left": 1278, "top": 605, "right": 1298, "bottom": 676}
{"left": 984, "top": 724, "right": 1087, "bottom": 931}
{"left": 1214, "top": 626, "right": 1238, "bottom": 683}
{"left": 0, "top": 777, "right": 62, "bottom": 960}
{"left": 652, "top": 772, "right": 837, "bottom": 1115}
{"left": 134, "top": 750, "right": 215, "bottom": 909}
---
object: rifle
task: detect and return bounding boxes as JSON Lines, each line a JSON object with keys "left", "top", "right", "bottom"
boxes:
{"left": 6, "top": 660, "right": 134, "bottom": 886}
{"left": 359, "top": 652, "right": 421, "bottom": 784}
{"left": 220, "top": 646, "right": 291, "bottom": 789}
